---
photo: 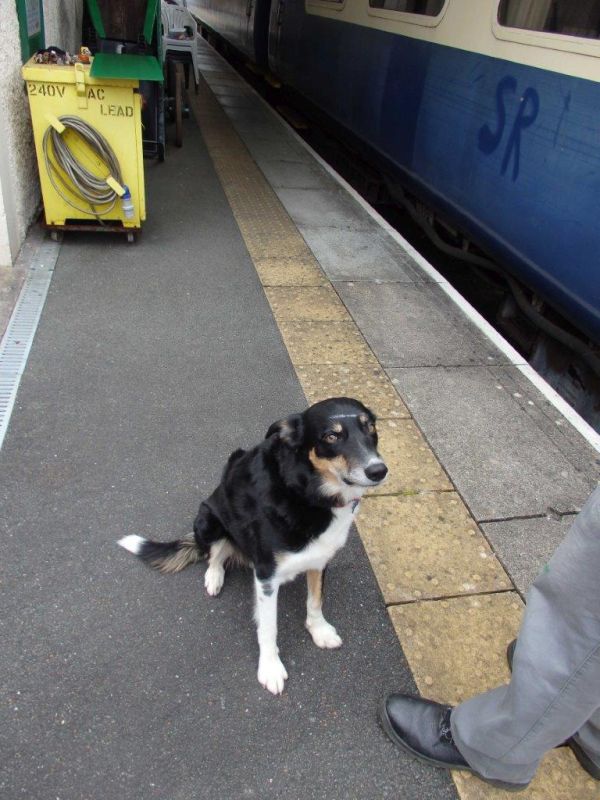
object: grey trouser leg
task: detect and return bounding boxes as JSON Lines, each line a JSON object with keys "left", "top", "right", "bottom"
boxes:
{"left": 450, "top": 484, "right": 600, "bottom": 785}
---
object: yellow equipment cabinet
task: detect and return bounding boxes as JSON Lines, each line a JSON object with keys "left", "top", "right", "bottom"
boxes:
{"left": 22, "top": 57, "right": 146, "bottom": 237}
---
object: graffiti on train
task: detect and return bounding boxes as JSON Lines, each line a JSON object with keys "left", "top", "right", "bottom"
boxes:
{"left": 478, "top": 76, "right": 540, "bottom": 182}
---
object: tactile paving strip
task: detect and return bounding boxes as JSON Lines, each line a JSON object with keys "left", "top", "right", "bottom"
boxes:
{"left": 295, "top": 364, "right": 410, "bottom": 419}
{"left": 254, "top": 256, "right": 328, "bottom": 287}
{"left": 189, "top": 73, "right": 594, "bottom": 799}
{"left": 278, "top": 320, "right": 379, "bottom": 366}
{"left": 265, "top": 286, "right": 348, "bottom": 321}
{"left": 358, "top": 494, "right": 509, "bottom": 602}
{"left": 373, "top": 419, "right": 453, "bottom": 494}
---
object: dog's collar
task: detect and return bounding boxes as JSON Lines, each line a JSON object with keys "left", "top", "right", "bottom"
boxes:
{"left": 333, "top": 497, "right": 361, "bottom": 511}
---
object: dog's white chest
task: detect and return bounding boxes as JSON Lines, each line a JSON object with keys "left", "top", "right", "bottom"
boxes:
{"left": 275, "top": 505, "right": 356, "bottom": 583}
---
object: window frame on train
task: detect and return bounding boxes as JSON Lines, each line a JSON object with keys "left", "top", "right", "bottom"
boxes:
{"left": 367, "top": 0, "right": 448, "bottom": 27}
{"left": 493, "top": 0, "right": 600, "bottom": 57}
{"left": 497, "top": 0, "right": 600, "bottom": 40}
{"left": 306, "top": 0, "right": 346, "bottom": 10}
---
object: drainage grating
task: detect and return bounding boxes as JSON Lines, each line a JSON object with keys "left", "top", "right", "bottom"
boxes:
{"left": 0, "top": 238, "right": 60, "bottom": 450}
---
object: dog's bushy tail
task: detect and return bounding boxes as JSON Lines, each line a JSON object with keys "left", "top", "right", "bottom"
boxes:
{"left": 117, "top": 532, "right": 205, "bottom": 574}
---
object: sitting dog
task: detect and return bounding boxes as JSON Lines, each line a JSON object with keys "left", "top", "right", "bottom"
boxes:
{"left": 118, "top": 397, "right": 387, "bottom": 694}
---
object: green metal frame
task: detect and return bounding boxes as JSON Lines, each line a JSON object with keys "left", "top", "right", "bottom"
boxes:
{"left": 15, "top": 0, "right": 45, "bottom": 62}
{"left": 85, "top": 0, "right": 159, "bottom": 45}
{"left": 84, "top": 0, "right": 163, "bottom": 80}
{"left": 90, "top": 53, "right": 163, "bottom": 81}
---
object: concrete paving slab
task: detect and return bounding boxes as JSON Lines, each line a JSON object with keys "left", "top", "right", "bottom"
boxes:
{"left": 336, "top": 282, "right": 509, "bottom": 368}
{"left": 228, "top": 121, "right": 290, "bottom": 142}
{"left": 481, "top": 515, "right": 576, "bottom": 595}
{"left": 279, "top": 320, "right": 378, "bottom": 366}
{"left": 276, "top": 188, "right": 376, "bottom": 231}
{"left": 372, "top": 418, "right": 452, "bottom": 495}
{"left": 203, "top": 75, "right": 244, "bottom": 87}
{"left": 265, "top": 286, "right": 348, "bottom": 321}
{"left": 387, "top": 366, "right": 596, "bottom": 520}
{"left": 487, "top": 366, "right": 600, "bottom": 479}
{"left": 298, "top": 226, "right": 424, "bottom": 282}
{"left": 357, "top": 494, "right": 509, "bottom": 603}
{"left": 244, "top": 136, "right": 312, "bottom": 165}
{"left": 258, "top": 159, "right": 336, "bottom": 190}
{"left": 389, "top": 594, "right": 522, "bottom": 706}
{"left": 208, "top": 84, "right": 251, "bottom": 97}
{"left": 295, "top": 364, "right": 410, "bottom": 419}
{"left": 213, "top": 95, "right": 257, "bottom": 109}
{"left": 254, "top": 255, "right": 328, "bottom": 286}
{"left": 222, "top": 105, "right": 275, "bottom": 127}
{"left": 0, "top": 121, "right": 456, "bottom": 800}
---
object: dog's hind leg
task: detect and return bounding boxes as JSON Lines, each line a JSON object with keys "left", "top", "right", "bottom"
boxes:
{"left": 305, "top": 569, "right": 342, "bottom": 649}
{"left": 193, "top": 502, "right": 226, "bottom": 552}
{"left": 204, "top": 538, "right": 236, "bottom": 596}
{"left": 254, "top": 574, "right": 288, "bottom": 695}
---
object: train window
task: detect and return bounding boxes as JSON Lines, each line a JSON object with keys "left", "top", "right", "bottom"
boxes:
{"left": 368, "top": 0, "right": 445, "bottom": 14}
{"left": 498, "top": 0, "right": 600, "bottom": 40}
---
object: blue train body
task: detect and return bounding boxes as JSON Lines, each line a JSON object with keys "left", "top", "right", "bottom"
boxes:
{"left": 192, "top": 1, "right": 600, "bottom": 344}
{"left": 188, "top": 0, "right": 270, "bottom": 65}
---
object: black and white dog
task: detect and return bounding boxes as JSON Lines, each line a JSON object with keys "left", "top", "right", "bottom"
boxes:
{"left": 118, "top": 397, "right": 387, "bottom": 694}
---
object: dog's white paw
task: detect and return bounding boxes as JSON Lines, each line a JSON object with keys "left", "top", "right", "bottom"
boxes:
{"left": 257, "top": 655, "right": 288, "bottom": 695}
{"left": 204, "top": 565, "right": 225, "bottom": 596}
{"left": 306, "top": 620, "right": 343, "bottom": 649}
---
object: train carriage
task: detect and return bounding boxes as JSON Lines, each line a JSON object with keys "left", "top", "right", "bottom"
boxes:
{"left": 189, "top": 0, "right": 600, "bottom": 347}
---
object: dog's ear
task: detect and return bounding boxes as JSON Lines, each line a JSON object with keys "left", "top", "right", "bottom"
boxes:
{"left": 265, "top": 413, "right": 304, "bottom": 448}
{"left": 365, "top": 405, "right": 377, "bottom": 424}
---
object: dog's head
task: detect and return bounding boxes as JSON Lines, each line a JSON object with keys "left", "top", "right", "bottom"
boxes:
{"left": 267, "top": 397, "right": 388, "bottom": 503}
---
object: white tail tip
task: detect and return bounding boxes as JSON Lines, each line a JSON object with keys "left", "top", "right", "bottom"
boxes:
{"left": 118, "top": 534, "right": 146, "bottom": 555}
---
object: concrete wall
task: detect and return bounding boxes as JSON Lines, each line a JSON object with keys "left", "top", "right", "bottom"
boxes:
{"left": 0, "top": 1, "right": 83, "bottom": 268}
{"left": 43, "top": 0, "right": 84, "bottom": 54}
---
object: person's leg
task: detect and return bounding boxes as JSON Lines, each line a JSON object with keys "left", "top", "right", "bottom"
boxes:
{"left": 450, "top": 485, "right": 600, "bottom": 785}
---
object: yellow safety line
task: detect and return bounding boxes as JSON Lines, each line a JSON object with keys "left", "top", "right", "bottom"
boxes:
{"left": 188, "top": 79, "right": 593, "bottom": 799}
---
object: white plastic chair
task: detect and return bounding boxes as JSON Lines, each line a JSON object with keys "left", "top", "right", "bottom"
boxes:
{"left": 161, "top": 2, "right": 200, "bottom": 91}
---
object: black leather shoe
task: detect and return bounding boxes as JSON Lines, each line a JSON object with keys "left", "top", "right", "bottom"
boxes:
{"left": 379, "top": 694, "right": 529, "bottom": 791}
{"left": 507, "top": 639, "right": 600, "bottom": 780}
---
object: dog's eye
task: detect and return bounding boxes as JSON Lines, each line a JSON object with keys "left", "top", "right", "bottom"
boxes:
{"left": 368, "top": 422, "right": 376, "bottom": 434}
{"left": 323, "top": 432, "right": 339, "bottom": 444}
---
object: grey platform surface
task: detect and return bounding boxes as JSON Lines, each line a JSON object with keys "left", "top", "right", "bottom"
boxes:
{"left": 336, "top": 281, "right": 511, "bottom": 367}
{"left": 197, "top": 40, "right": 600, "bottom": 594}
{"left": 0, "top": 122, "right": 456, "bottom": 800}
{"left": 481, "top": 515, "right": 576, "bottom": 594}
{"left": 387, "top": 366, "right": 596, "bottom": 524}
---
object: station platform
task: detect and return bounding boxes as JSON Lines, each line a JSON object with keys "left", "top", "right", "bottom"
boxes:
{"left": 1, "top": 38, "right": 599, "bottom": 800}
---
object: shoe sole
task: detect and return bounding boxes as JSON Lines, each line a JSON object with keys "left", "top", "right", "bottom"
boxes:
{"left": 378, "top": 698, "right": 529, "bottom": 793}
{"left": 506, "top": 641, "right": 600, "bottom": 781}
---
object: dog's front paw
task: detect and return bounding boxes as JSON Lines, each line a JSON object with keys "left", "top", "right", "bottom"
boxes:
{"left": 257, "top": 655, "right": 288, "bottom": 695}
{"left": 306, "top": 620, "right": 343, "bottom": 649}
{"left": 204, "top": 565, "right": 225, "bottom": 596}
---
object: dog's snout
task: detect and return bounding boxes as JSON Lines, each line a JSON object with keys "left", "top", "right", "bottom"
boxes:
{"left": 365, "top": 463, "right": 388, "bottom": 483}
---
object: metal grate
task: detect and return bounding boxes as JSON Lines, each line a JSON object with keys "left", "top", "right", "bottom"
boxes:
{"left": 0, "top": 239, "right": 60, "bottom": 450}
